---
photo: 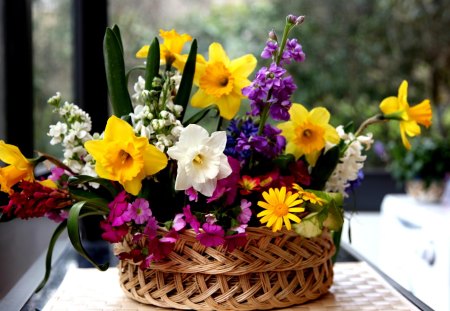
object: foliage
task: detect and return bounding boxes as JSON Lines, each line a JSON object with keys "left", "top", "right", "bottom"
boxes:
{"left": 386, "top": 135, "right": 450, "bottom": 189}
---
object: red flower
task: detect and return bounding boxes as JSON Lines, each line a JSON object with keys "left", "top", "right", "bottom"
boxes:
{"left": 1, "top": 181, "right": 72, "bottom": 220}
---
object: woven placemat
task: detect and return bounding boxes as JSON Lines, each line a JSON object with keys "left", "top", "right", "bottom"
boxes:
{"left": 42, "top": 262, "right": 419, "bottom": 311}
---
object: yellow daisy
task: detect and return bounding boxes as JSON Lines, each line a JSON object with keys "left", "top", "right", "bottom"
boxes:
{"left": 191, "top": 42, "right": 257, "bottom": 120}
{"left": 257, "top": 187, "right": 305, "bottom": 232}
{"left": 278, "top": 103, "right": 340, "bottom": 165}
{"left": 379, "top": 80, "right": 432, "bottom": 149}
{"left": 293, "top": 184, "right": 326, "bottom": 206}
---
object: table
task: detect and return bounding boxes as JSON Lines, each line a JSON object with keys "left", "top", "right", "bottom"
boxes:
{"left": 17, "top": 240, "right": 432, "bottom": 311}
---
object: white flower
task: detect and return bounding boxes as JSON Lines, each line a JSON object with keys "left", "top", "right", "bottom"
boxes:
{"left": 167, "top": 124, "right": 232, "bottom": 197}
{"left": 324, "top": 125, "right": 373, "bottom": 197}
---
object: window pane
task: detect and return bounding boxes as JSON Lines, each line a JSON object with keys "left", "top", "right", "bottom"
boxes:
{"left": 32, "top": 0, "right": 73, "bottom": 156}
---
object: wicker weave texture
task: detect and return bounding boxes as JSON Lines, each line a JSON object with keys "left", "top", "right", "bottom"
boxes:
{"left": 118, "top": 227, "right": 335, "bottom": 310}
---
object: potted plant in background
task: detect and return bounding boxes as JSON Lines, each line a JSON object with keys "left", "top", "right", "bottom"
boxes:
{"left": 385, "top": 135, "right": 450, "bottom": 203}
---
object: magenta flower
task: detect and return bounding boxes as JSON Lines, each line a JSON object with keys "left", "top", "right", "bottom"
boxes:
{"left": 197, "top": 223, "right": 225, "bottom": 247}
{"left": 100, "top": 220, "right": 128, "bottom": 243}
{"left": 207, "top": 157, "right": 240, "bottom": 205}
{"left": 185, "top": 187, "right": 198, "bottom": 202}
{"left": 172, "top": 213, "right": 186, "bottom": 231}
{"left": 225, "top": 233, "right": 247, "bottom": 252}
{"left": 126, "top": 198, "right": 151, "bottom": 225}
{"left": 183, "top": 205, "right": 200, "bottom": 233}
{"left": 143, "top": 216, "right": 159, "bottom": 239}
{"left": 108, "top": 191, "right": 130, "bottom": 226}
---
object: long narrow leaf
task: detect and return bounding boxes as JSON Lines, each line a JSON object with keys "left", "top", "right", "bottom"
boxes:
{"left": 68, "top": 175, "right": 118, "bottom": 197}
{"left": 144, "top": 37, "right": 160, "bottom": 91}
{"left": 111, "top": 24, "right": 123, "bottom": 55}
{"left": 35, "top": 220, "right": 67, "bottom": 292}
{"left": 175, "top": 39, "right": 197, "bottom": 121}
{"left": 103, "top": 28, "right": 133, "bottom": 117}
{"left": 67, "top": 202, "right": 109, "bottom": 271}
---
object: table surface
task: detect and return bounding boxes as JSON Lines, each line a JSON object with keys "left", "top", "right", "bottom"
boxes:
{"left": 39, "top": 262, "right": 419, "bottom": 311}
{"left": 17, "top": 240, "right": 433, "bottom": 311}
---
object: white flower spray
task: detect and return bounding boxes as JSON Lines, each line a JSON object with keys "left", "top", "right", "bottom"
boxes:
{"left": 325, "top": 125, "right": 373, "bottom": 197}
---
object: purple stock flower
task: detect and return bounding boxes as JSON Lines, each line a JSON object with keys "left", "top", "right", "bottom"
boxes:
{"left": 261, "top": 40, "right": 278, "bottom": 59}
{"left": 285, "top": 38, "right": 305, "bottom": 63}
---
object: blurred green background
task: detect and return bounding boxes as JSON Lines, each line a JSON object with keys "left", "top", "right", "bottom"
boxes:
{"left": 33, "top": 0, "right": 450, "bottom": 168}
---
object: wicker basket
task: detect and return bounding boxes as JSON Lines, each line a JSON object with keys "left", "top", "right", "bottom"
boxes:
{"left": 118, "top": 227, "right": 335, "bottom": 310}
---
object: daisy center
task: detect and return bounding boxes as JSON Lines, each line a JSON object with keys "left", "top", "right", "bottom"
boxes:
{"left": 199, "top": 62, "right": 234, "bottom": 98}
{"left": 273, "top": 203, "right": 289, "bottom": 217}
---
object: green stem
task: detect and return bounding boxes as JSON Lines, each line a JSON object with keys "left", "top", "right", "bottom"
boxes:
{"left": 354, "top": 114, "right": 386, "bottom": 137}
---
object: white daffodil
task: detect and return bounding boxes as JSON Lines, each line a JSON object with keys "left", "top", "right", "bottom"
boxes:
{"left": 167, "top": 124, "right": 232, "bottom": 197}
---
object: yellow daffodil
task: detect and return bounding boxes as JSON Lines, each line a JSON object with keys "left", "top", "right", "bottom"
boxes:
{"left": 0, "top": 140, "right": 34, "bottom": 194}
{"left": 136, "top": 29, "right": 192, "bottom": 68}
{"left": 379, "top": 80, "right": 432, "bottom": 149}
{"left": 84, "top": 116, "right": 168, "bottom": 195}
{"left": 257, "top": 187, "right": 305, "bottom": 232}
{"left": 278, "top": 103, "right": 340, "bottom": 165}
{"left": 191, "top": 43, "right": 257, "bottom": 120}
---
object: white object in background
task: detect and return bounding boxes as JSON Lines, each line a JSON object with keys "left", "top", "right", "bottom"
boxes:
{"left": 379, "top": 194, "right": 450, "bottom": 311}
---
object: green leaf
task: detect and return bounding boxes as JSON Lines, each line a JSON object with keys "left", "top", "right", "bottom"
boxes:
{"left": 111, "top": 25, "right": 123, "bottom": 55}
{"left": 103, "top": 27, "right": 133, "bottom": 118}
{"left": 323, "top": 198, "right": 344, "bottom": 231}
{"left": 68, "top": 188, "right": 110, "bottom": 212}
{"left": 309, "top": 145, "right": 341, "bottom": 190}
{"left": 293, "top": 213, "right": 324, "bottom": 238}
{"left": 67, "top": 202, "right": 109, "bottom": 271}
{"left": 145, "top": 37, "right": 160, "bottom": 91}
{"left": 175, "top": 39, "right": 197, "bottom": 121}
{"left": 35, "top": 220, "right": 67, "bottom": 292}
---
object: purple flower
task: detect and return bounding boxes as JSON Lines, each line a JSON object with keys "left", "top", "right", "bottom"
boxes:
{"left": 197, "top": 223, "right": 225, "bottom": 247}
{"left": 346, "top": 170, "right": 364, "bottom": 194}
{"left": 224, "top": 233, "right": 247, "bottom": 252}
{"left": 261, "top": 40, "right": 278, "bottom": 59}
{"left": 100, "top": 221, "right": 128, "bottom": 243}
{"left": 285, "top": 38, "right": 305, "bottom": 63}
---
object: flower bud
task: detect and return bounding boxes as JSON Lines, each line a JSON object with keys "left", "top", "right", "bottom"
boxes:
{"left": 47, "top": 92, "right": 61, "bottom": 107}
{"left": 286, "top": 14, "right": 305, "bottom": 26}
{"left": 268, "top": 29, "right": 278, "bottom": 42}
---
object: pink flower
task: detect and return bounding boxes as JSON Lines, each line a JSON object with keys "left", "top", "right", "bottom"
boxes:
{"left": 143, "top": 216, "right": 158, "bottom": 239}
{"left": 172, "top": 213, "right": 186, "bottom": 231}
{"left": 185, "top": 187, "right": 198, "bottom": 202}
{"left": 237, "top": 199, "right": 252, "bottom": 224}
{"left": 197, "top": 223, "right": 225, "bottom": 247}
{"left": 183, "top": 205, "right": 200, "bottom": 233}
{"left": 125, "top": 198, "right": 151, "bottom": 225}
{"left": 100, "top": 220, "right": 128, "bottom": 243}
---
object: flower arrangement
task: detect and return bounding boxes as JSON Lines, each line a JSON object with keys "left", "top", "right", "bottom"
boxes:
{"left": 0, "top": 15, "right": 432, "bottom": 296}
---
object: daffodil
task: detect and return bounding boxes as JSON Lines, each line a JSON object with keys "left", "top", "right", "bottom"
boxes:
{"left": 379, "top": 80, "right": 432, "bottom": 149}
{"left": 277, "top": 103, "right": 340, "bottom": 165}
{"left": 190, "top": 43, "right": 257, "bottom": 120}
{"left": 0, "top": 141, "right": 34, "bottom": 194}
{"left": 84, "top": 116, "right": 168, "bottom": 195}
{"left": 257, "top": 187, "right": 304, "bottom": 232}
{"left": 136, "top": 29, "right": 192, "bottom": 68}
{"left": 166, "top": 124, "right": 232, "bottom": 197}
